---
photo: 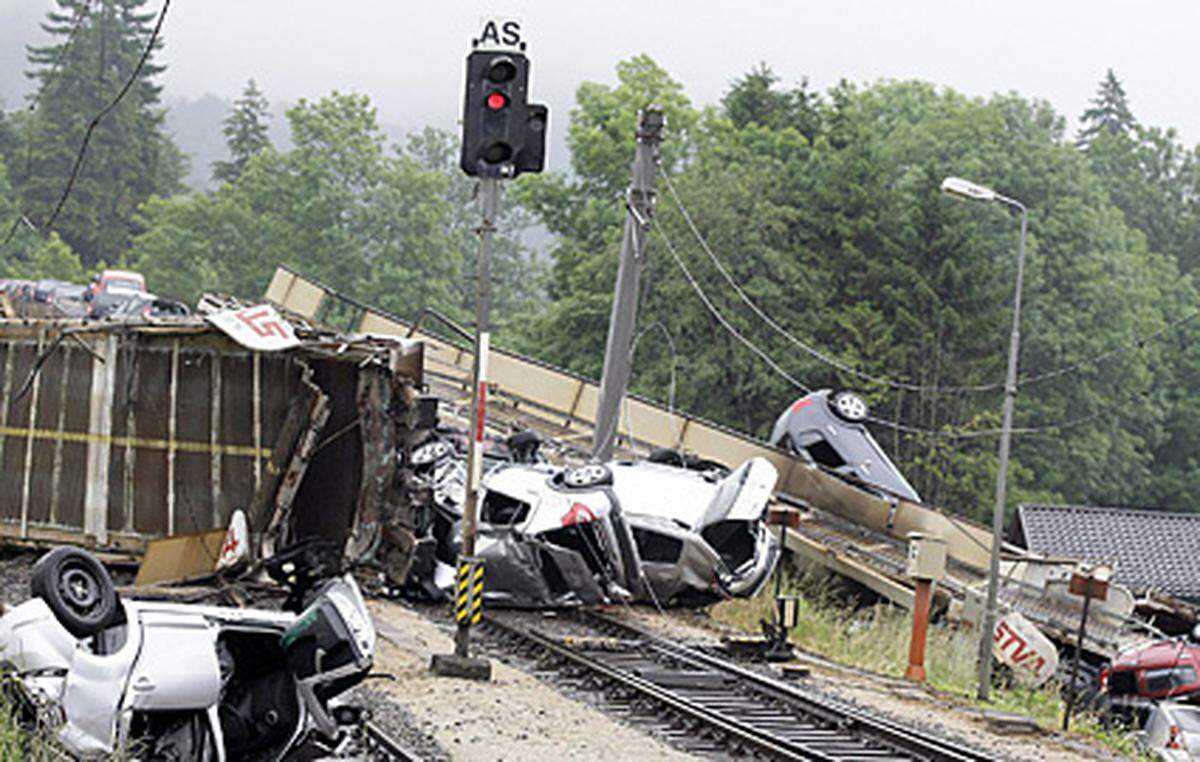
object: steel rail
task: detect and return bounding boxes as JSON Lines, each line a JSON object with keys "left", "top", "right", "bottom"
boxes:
{"left": 481, "top": 615, "right": 832, "bottom": 761}
{"left": 578, "top": 610, "right": 996, "bottom": 762}
{"left": 363, "top": 719, "right": 425, "bottom": 762}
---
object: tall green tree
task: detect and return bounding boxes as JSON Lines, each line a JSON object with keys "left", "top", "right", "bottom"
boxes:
{"left": 721, "top": 63, "right": 821, "bottom": 139}
{"left": 1077, "top": 68, "right": 1135, "bottom": 145}
{"left": 211, "top": 79, "right": 272, "bottom": 185}
{"left": 12, "top": 0, "right": 185, "bottom": 267}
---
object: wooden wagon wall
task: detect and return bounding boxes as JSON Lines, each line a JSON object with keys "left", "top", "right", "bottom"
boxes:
{"left": 0, "top": 328, "right": 300, "bottom": 551}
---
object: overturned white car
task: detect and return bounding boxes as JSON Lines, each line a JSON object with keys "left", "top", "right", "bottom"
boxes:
{"left": 406, "top": 434, "right": 781, "bottom": 608}
{"left": 0, "top": 543, "right": 375, "bottom": 760}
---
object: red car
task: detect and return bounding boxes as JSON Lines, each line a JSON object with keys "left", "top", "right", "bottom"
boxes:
{"left": 1103, "top": 638, "right": 1200, "bottom": 706}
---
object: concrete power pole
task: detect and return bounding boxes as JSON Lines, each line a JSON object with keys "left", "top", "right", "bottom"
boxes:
{"left": 592, "top": 106, "right": 664, "bottom": 461}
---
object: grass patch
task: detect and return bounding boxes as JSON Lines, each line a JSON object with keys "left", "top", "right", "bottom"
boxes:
{"left": 708, "top": 576, "right": 1144, "bottom": 758}
{"left": 0, "top": 681, "right": 70, "bottom": 761}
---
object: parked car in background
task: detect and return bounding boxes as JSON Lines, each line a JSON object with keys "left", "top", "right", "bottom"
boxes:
{"left": 49, "top": 283, "right": 88, "bottom": 317}
{"left": 87, "top": 268, "right": 145, "bottom": 298}
{"left": 107, "top": 292, "right": 190, "bottom": 321}
{"left": 770, "top": 388, "right": 921, "bottom": 502}
{"left": 32, "top": 279, "right": 70, "bottom": 304}
{"left": 5, "top": 280, "right": 33, "bottom": 302}
{"left": 85, "top": 269, "right": 146, "bottom": 316}
{"left": 87, "top": 290, "right": 137, "bottom": 319}
{"left": 1137, "top": 702, "right": 1200, "bottom": 760}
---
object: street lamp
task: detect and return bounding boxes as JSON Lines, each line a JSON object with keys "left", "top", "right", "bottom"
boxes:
{"left": 941, "top": 176, "right": 1029, "bottom": 702}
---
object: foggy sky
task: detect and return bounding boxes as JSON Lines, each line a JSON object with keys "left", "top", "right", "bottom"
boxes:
{"left": 2, "top": 0, "right": 1199, "bottom": 170}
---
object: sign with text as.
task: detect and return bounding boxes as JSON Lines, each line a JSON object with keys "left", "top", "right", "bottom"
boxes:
{"left": 474, "top": 16, "right": 525, "bottom": 51}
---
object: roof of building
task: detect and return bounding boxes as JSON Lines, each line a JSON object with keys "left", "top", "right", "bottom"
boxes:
{"left": 1016, "top": 504, "right": 1200, "bottom": 601}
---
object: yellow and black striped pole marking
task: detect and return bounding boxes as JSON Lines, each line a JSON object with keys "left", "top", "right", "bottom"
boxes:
{"left": 455, "top": 557, "right": 485, "bottom": 627}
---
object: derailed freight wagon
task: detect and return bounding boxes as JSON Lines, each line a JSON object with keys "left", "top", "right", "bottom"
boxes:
{"left": 0, "top": 309, "right": 427, "bottom": 573}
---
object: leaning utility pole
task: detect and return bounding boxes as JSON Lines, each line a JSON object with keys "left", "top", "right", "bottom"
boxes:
{"left": 592, "top": 106, "right": 664, "bottom": 461}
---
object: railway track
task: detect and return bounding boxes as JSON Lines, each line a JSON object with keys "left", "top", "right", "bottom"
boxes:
{"left": 362, "top": 719, "right": 426, "bottom": 761}
{"left": 481, "top": 610, "right": 996, "bottom": 761}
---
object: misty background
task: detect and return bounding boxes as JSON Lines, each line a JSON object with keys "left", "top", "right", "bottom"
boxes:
{"left": 2, "top": 0, "right": 1198, "bottom": 190}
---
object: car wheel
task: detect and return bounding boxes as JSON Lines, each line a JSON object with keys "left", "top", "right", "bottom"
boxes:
{"left": 562, "top": 463, "right": 613, "bottom": 489}
{"left": 829, "top": 391, "right": 869, "bottom": 423}
{"left": 412, "top": 440, "right": 452, "bottom": 467}
{"left": 30, "top": 547, "right": 119, "bottom": 638}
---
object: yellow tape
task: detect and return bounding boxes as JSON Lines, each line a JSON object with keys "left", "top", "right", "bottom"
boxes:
{"left": 0, "top": 425, "right": 270, "bottom": 459}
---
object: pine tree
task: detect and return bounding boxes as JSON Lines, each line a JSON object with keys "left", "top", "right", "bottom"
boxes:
{"left": 1078, "top": 68, "right": 1136, "bottom": 145}
{"left": 13, "top": 0, "right": 185, "bottom": 267}
{"left": 211, "top": 79, "right": 272, "bottom": 185}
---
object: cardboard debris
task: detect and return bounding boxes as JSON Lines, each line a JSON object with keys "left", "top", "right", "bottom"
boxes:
{"left": 135, "top": 528, "right": 228, "bottom": 587}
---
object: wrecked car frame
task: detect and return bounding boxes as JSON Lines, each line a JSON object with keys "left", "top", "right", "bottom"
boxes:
{"left": 404, "top": 430, "right": 781, "bottom": 608}
{"left": 0, "top": 543, "right": 375, "bottom": 760}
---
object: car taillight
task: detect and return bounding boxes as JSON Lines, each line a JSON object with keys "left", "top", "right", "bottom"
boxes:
{"left": 1169, "top": 724, "right": 1184, "bottom": 750}
{"left": 1098, "top": 667, "right": 1109, "bottom": 690}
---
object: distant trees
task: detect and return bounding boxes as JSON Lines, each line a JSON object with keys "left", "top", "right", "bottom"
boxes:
{"left": 7, "top": 0, "right": 185, "bottom": 268}
{"left": 211, "top": 79, "right": 272, "bottom": 185}
{"left": 130, "top": 93, "right": 540, "bottom": 336}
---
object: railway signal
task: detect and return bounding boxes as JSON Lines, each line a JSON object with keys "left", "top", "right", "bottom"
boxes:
{"left": 435, "top": 20, "right": 548, "bottom": 682}
{"left": 459, "top": 45, "right": 547, "bottom": 178}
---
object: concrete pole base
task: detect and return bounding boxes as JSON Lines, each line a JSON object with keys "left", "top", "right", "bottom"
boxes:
{"left": 430, "top": 653, "right": 492, "bottom": 681}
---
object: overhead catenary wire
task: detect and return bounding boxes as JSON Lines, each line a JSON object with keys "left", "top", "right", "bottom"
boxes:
{"left": 653, "top": 222, "right": 811, "bottom": 393}
{"left": 41, "top": 0, "right": 171, "bottom": 233}
{"left": 660, "top": 169, "right": 999, "bottom": 394}
{"left": 662, "top": 168, "right": 1200, "bottom": 396}
{"left": 657, "top": 217, "right": 1192, "bottom": 441}
{"left": 0, "top": 0, "right": 95, "bottom": 249}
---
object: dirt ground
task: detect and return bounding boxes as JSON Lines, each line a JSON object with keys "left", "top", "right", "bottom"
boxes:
{"left": 368, "top": 601, "right": 696, "bottom": 762}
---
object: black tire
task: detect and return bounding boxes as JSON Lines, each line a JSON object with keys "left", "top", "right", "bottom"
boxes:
{"left": 829, "top": 391, "right": 870, "bottom": 423}
{"left": 31, "top": 547, "right": 119, "bottom": 638}
{"left": 561, "top": 463, "right": 613, "bottom": 489}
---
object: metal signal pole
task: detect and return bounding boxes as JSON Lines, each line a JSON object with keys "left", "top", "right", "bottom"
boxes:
{"left": 455, "top": 176, "right": 501, "bottom": 659}
{"left": 593, "top": 106, "right": 664, "bottom": 461}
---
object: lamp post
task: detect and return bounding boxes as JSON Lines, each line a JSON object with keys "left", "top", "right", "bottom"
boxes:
{"left": 941, "top": 176, "right": 1029, "bottom": 702}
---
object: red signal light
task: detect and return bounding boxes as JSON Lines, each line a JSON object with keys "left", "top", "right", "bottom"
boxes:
{"left": 486, "top": 92, "right": 508, "bottom": 111}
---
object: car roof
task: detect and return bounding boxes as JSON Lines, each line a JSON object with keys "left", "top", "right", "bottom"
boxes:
{"left": 100, "top": 269, "right": 143, "bottom": 279}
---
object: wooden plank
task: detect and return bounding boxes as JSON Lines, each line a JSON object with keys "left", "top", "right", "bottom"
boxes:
{"left": 785, "top": 527, "right": 916, "bottom": 610}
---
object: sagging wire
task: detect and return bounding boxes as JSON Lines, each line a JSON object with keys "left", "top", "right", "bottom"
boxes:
{"left": 41, "top": 0, "right": 172, "bottom": 234}
{"left": 617, "top": 321, "right": 680, "bottom": 460}
{"left": 663, "top": 168, "right": 1200, "bottom": 398}
{"left": 661, "top": 169, "right": 999, "bottom": 394}
{"left": 653, "top": 220, "right": 811, "bottom": 393}
{"left": 1, "top": 0, "right": 95, "bottom": 249}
